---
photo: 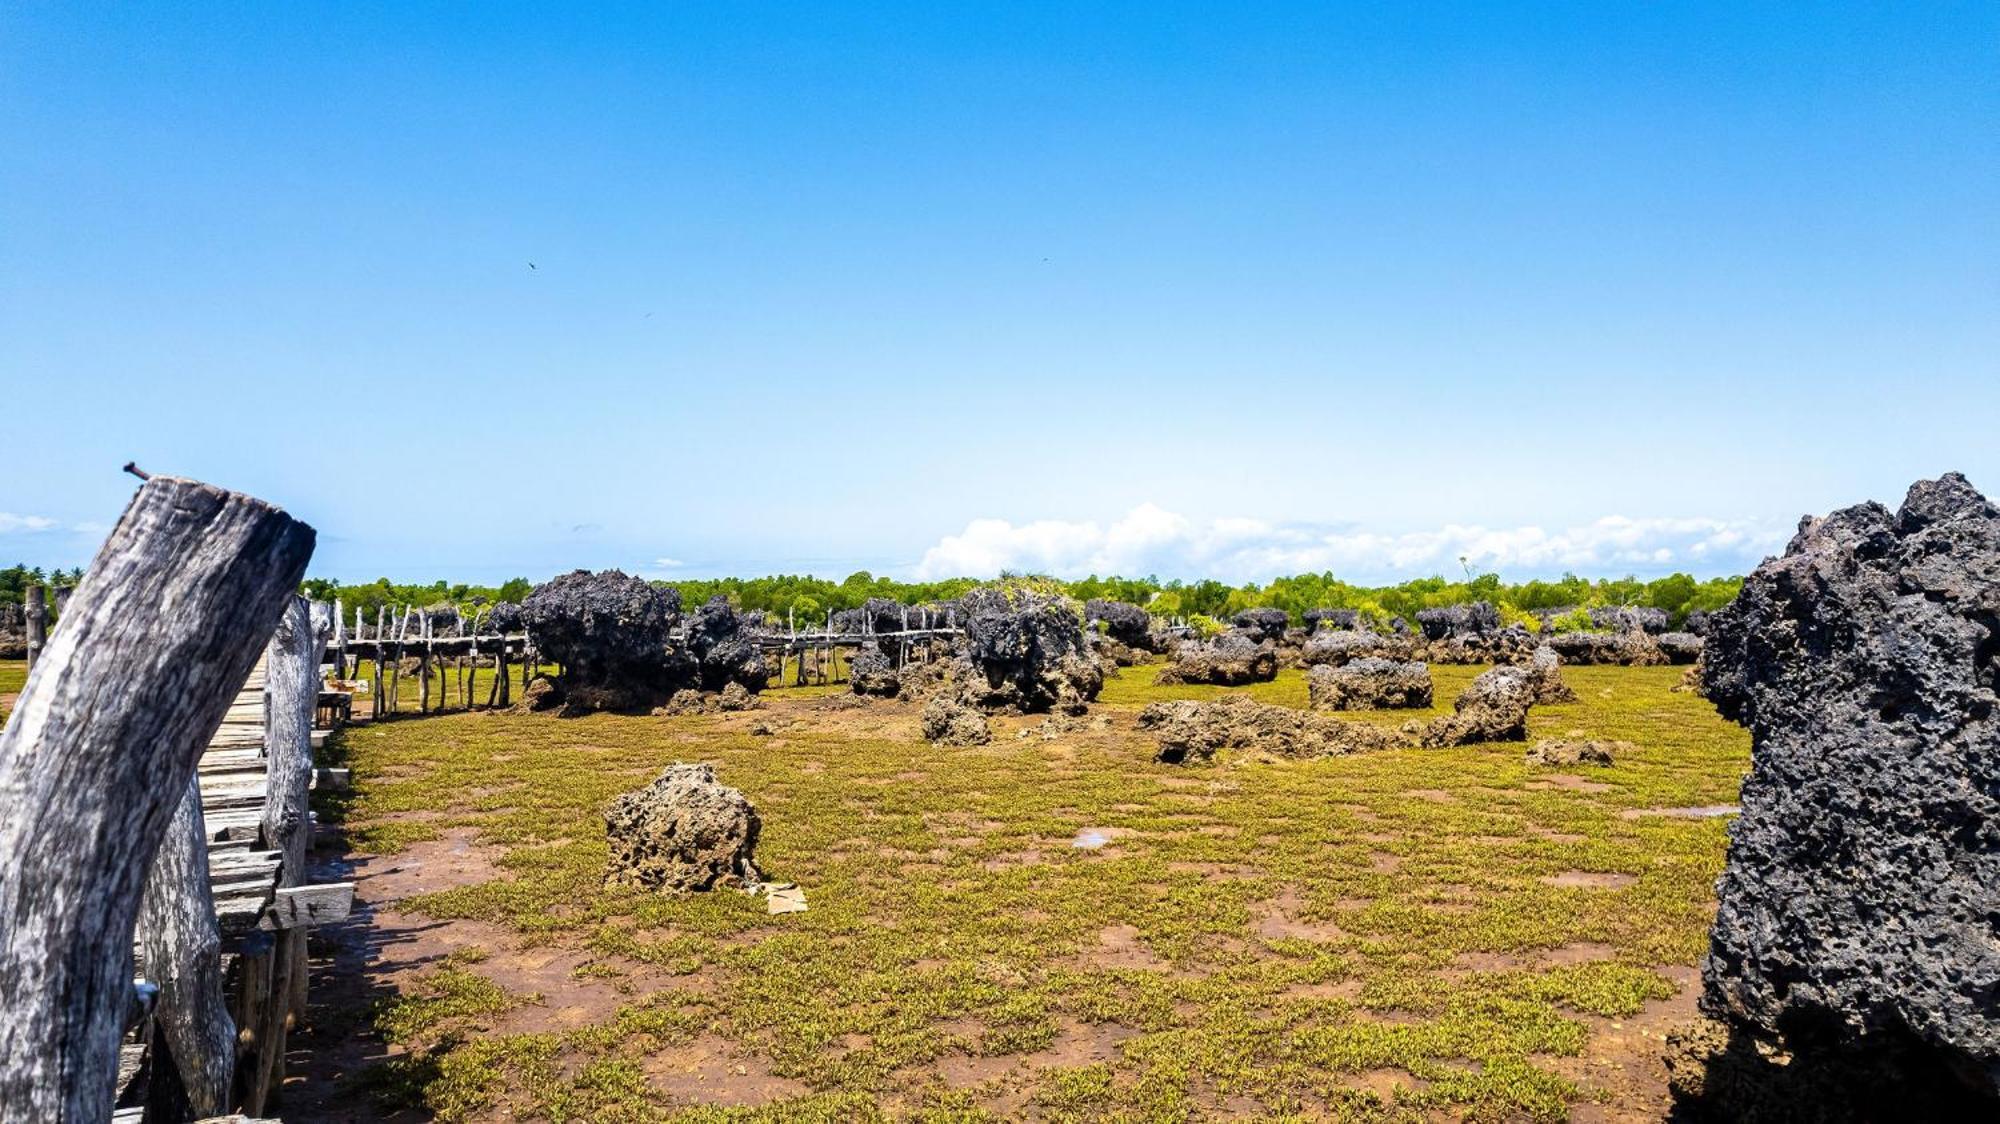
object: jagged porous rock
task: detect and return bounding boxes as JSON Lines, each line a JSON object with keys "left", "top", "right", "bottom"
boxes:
{"left": 1591, "top": 605, "right": 1670, "bottom": 634}
{"left": 1415, "top": 601, "right": 1501, "bottom": 640}
{"left": 848, "top": 643, "right": 899, "bottom": 697}
{"left": 1303, "top": 608, "right": 1360, "bottom": 632}
{"left": 894, "top": 659, "right": 951, "bottom": 702}
{"left": 1085, "top": 599, "right": 1155, "bottom": 649}
{"left": 656, "top": 688, "right": 711, "bottom": 716}
{"left": 1419, "top": 624, "right": 1536, "bottom": 665}
{"left": 523, "top": 569, "right": 678, "bottom": 711}
{"left": 1525, "top": 738, "right": 1625, "bottom": 767}
{"left": 1672, "top": 661, "right": 1706, "bottom": 695}
{"left": 1141, "top": 696, "right": 1402, "bottom": 764}
{"left": 953, "top": 588, "right": 1102, "bottom": 714}
{"left": 1418, "top": 665, "right": 1534, "bottom": 747}
{"left": 1696, "top": 473, "right": 2000, "bottom": 1107}
{"left": 1230, "top": 608, "right": 1291, "bottom": 643}
{"left": 1683, "top": 610, "right": 1712, "bottom": 636}
{"left": 1525, "top": 644, "right": 1578, "bottom": 704}
{"left": 1543, "top": 628, "right": 1667, "bottom": 666}
{"left": 1155, "top": 630, "right": 1278, "bottom": 686}
{"left": 685, "top": 596, "right": 768, "bottom": 692}
{"left": 1655, "top": 631, "right": 1705, "bottom": 664}
{"left": 833, "top": 597, "right": 909, "bottom": 636}
{"left": 717, "top": 681, "right": 761, "bottom": 711}
{"left": 1306, "top": 658, "right": 1433, "bottom": 711}
{"left": 483, "top": 600, "right": 525, "bottom": 636}
{"left": 920, "top": 692, "right": 992, "bottom": 746}
{"left": 604, "top": 763, "right": 760, "bottom": 892}
{"left": 1301, "top": 629, "right": 1416, "bottom": 666}
{"left": 520, "top": 675, "right": 562, "bottom": 712}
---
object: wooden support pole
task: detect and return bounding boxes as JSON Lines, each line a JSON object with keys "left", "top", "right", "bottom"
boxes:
{"left": 137, "top": 776, "right": 235, "bottom": 1117}
{"left": 0, "top": 475, "right": 313, "bottom": 1123}
{"left": 22, "top": 582, "right": 46, "bottom": 674}
{"left": 371, "top": 606, "right": 386, "bottom": 720}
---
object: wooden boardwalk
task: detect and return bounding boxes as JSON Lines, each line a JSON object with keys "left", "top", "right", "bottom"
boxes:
{"left": 114, "top": 650, "right": 354, "bottom": 1121}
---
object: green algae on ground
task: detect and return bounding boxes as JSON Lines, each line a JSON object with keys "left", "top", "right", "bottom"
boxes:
{"left": 333, "top": 663, "right": 1744, "bottom": 1121}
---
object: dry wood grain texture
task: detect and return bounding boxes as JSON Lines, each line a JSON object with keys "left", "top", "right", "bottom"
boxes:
{"left": 0, "top": 476, "right": 314, "bottom": 1122}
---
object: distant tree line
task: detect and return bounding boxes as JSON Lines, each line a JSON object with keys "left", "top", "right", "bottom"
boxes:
{"left": 7, "top": 563, "right": 1741, "bottom": 633}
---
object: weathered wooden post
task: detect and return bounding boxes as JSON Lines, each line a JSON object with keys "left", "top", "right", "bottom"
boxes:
{"left": 235, "top": 594, "right": 326, "bottom": 1107}
{"left": 0, "top": 476, "right": 313, "bottom": 1123}
{"left": 136, "top": 776, "right": 234, "bottom": 1116}
{"left": 22, "top": 583, "right": 46, "bottom": 674}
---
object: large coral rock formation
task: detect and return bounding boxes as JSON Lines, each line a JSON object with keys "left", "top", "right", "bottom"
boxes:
{"left": 1306, "top": 658, "right": 1433, "bottom": 710}
{"left": 1303, "top": 608, "right": 1360, "bottom": 632}
{"left": 1140, "top": 696, "right": 1401, "bottom": 764}
{"left": 684, "top": 596, "right": 769, "bottom": 691}
{"left": 1415, "top": 601, "right": 1500, "bottom": 640}
{"left": 604, "top": 763, "right": 760, "bottom": 892}
{"left": 1655, "top": 631, "right": 1705, "bottom": 664}
{"left": 1543, "top": 627, "right": 1667, "bottom": 666}
{"left": 1301, "top": 628, "right": 1415, "bottom": 667}
{"left": 1230, "top": 608, "right": 1291, "bottom": 644}
{"left": 848, "top": 643, "right": 900, "bottom": 697}
{"left": 1590, "top": 605, "right": 1671, "bottom": 634}
{"left": 1524, "top": 644, "right": 1578, "bottom": 704}
{"left": 523, "top": 569, "right": 678, "bottom": 711}
{"left": 1417, "top": 665, "right": 1535, "bottom": 747}
{"left": 1086, "top": 599, "right": 1155, "bottom": 649}
{"left": 953, "top": 588, "right": 1102, "bottom": 714}
{"left": 1695, "top": 472, "right": 2000, "bottom": 1109}
{"left": 1155, "top": 630, "right": 1278, "bottom": 686}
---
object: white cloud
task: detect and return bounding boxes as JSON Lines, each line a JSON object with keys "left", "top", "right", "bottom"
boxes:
{"left": 912, "top": 505, "right": 1789, "bottom": 582}
{"left": 652, "top": 557, "right": 686, "bottom": 569}
{"left": 0, "top": 513, "right": 59, "bottom": 535}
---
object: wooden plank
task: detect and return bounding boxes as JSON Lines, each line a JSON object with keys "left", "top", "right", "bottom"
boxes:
{"left": 0, "top": 475, "right": 313, "bottom": 1123}
{"left": 262, "top": 883, "right": 355, "bottom": 930}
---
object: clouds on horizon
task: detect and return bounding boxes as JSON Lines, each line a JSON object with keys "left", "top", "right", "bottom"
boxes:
{"left": 0, "top": 512, "right": 60, "bottom": 535}
{"left": 912, "top": 503, "right": 1790, "bottom": 583}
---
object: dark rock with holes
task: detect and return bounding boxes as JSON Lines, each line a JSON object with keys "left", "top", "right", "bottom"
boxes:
{"left": 1085, "top": 599, "right": 1155, "bottom": 649}
{"left": 603, "top": 763, "right": 760, "bottom": 892}
{"left": 1303, "top": 608, "right": 1360, "bottom": 632}
{"left": 849, "top": 643, "right": 899, "bottom": 697}
{"left": 920, "top": 692, "right": 992, "bottom": 746}
{"left": 1656, "top": 631, "right": 1705, "bottom": 664}
{"left": 1525, "top": 644, "right": 1578, "bottom": 704}
{"left": 953, "top": 587, "right": 1102, "bottom": 714}
{"left": 1307, "top": 658, "right": 1433, "bottom": 710}
{"left": 523, "top": 569, "right": 679, "bottom": 710}
{"left": 1683, "top": 610, "right": 1712, "bottom": 636}
{"left": 1155, "top": 630, "right": 1278, "bottom": 685}
{"left": 1231, "top": 608, "right": 1291, "bottom": 643}
{"left": 1142, "top": 696, "right": 1402, "bottom": 764}
{"left": 684, "top": 596, "right": 768, "bottom": 692}
{"left": 1302, "top": 629, "right": 1416, "bottom": 666}
{"left": 1591, "top": 605, "right": 1671, "bottom": 634}
{"left": 484, "top": 600, "right": 525, "bottom": 636}
{"left": 1418, "top": 665, "right": 1535, "bottom": 747}
{"left": 1416, "top": 601, "right": 1501, "bottom": 640}
{"left": 833, "top": 597, "right": 909, "bottom": 636}
{"left": 1544, "top": 628, "right": 1667, "bottom": 666}
{"left": 1698, "top": 472, "right": 2000, "bottom": 1107}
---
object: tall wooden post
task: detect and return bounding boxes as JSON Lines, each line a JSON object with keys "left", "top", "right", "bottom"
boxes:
{"left": 0, "top": 476, "right": 313, "bottom": 1123}
{"left": 137, "top": 776, "right": 234, "bottom": 1116}
{"left": 22, "top": 583, "right": 46, "bottom": 674}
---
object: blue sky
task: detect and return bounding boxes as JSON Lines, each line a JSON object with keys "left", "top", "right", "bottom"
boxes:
{"left": 3, "top": 3, "right": 1995, "bottom": 585}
